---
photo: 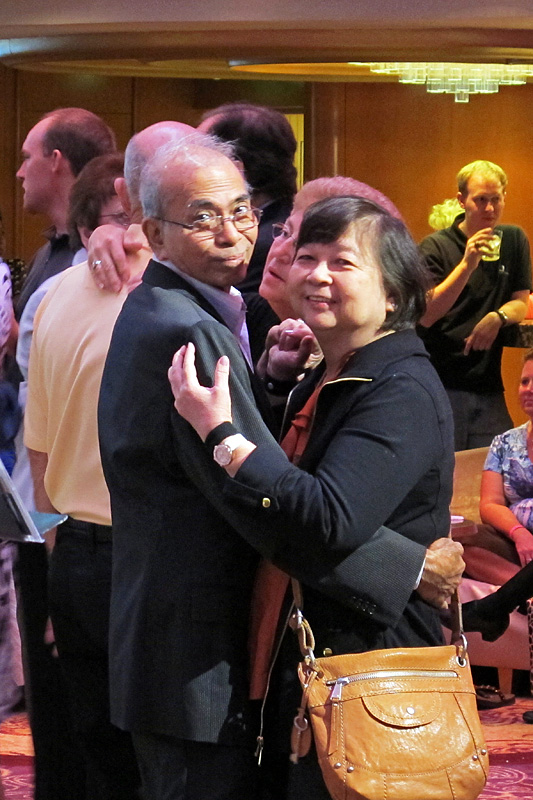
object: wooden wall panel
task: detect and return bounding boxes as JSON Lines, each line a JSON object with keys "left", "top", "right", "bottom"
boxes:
{"left": 7, "top": 72, "right": 304, "bottom": 262}
{"left": 5, "top": 68, "right": 533, "bottom": 266}
{"left": 193, "top": 81, "right": 304, "bottom": 118}
{"left": 132, "top": 78, "right": 198, "bottom": 130}
{"left": 339, "top": 82, "right": 533, "bottom": 244}
{"left": 0, "top": 65, "right": 17, "bottom": 261}
{"left": 304, "top": 83, "right": 346, "bottom": 179}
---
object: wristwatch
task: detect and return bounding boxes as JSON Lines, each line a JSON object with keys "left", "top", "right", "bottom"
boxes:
{"left": 496, "top": 308, "right": 509, "bottom": 326}
{"left": 213, "top": 434, "right": 247, "bottom": 466}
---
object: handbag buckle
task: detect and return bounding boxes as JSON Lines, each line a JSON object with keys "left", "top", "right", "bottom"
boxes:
{"left": 290, "top": 609, "right": 317, "bottom": 666}
{"left": 455, "top": 633, "right": 468, "bottom": 667}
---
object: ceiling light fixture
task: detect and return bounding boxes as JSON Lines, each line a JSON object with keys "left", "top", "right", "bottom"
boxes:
{"left": 351, "top": 62, "right": 533, "bottom": 103}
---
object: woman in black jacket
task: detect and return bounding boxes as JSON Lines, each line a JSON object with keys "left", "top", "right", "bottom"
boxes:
{"left": 170, "top": 196, "right": 459, "bottom": 798}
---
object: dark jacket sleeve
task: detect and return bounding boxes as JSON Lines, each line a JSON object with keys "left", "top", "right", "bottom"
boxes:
{"left": 180, "top": 366, "right": 444, "bottom": 626}
{"left": 172, "top": 334, "right": 429, "bottom": 628}
{"left": 224, "top": 372, "right": 446, "bottom": 553}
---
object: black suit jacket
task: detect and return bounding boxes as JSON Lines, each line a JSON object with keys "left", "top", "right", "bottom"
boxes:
{"left": 98, "top": 260, "right": 277, "bottom": 743}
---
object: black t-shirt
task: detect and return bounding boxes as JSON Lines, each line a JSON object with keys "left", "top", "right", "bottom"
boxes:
{"left": 15, "top": 230, "right": 77, "bottom": 321}
{"left": 419, "top": 215, "right": 532, "bottom": 392}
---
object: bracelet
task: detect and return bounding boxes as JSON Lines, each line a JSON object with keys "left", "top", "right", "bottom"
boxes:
{"left": 509, "top": 523, "right": 528, "bottom": 538}
{"left": 496, "top": 308, "right": 509, "bottom": 326}
{"left": 204, "top": 422, "right": 238, "bottom": 452}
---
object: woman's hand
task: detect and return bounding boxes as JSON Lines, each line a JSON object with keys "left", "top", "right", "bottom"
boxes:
{"left": 509, "top": 527, "right": 533, "bottom": 566}
{"left": 480, "top": 470, "right": 533, "bottom": 564}
{"left": 169, "top": 342, "right": 233, "bottom": 441}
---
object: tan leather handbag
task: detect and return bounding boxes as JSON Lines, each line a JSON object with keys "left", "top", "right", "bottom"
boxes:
{"left": 290, "top": 585, "right": 489, "bottom": 800}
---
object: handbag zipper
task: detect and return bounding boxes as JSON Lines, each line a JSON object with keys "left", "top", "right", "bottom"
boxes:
{"left": 326, "top": 669, "right": 458, "bottom": 701}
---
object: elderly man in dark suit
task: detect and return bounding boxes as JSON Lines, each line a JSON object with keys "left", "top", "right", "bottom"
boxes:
{"left": 98, "top": 137, "right": 464, "bottom": 800}
{"left": 98, "top": 137, "right": 281, "bottom": 799}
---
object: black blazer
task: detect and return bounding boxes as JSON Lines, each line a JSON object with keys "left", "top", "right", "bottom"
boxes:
{"left": 98, "top": 260, "right": 277, "bottom": 743}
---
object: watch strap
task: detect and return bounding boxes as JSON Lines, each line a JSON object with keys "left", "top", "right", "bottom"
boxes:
{"left": 204, "top": 422, "right": 238, "bottom": 452}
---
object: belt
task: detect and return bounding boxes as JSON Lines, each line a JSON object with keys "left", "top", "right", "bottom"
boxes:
{"left": 62, "top": 517, "right": 113, "bottom": 543}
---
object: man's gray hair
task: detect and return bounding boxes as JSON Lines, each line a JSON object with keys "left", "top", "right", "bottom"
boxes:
{"left": 139, "top": 134, "right": 238, "bottom": 220}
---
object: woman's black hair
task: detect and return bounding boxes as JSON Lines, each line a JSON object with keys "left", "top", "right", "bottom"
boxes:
{"left": 200, "top": 103, "right": 297, "bottom": 200}
{"left": 295, "top": 195, "right": 430, "bottom": 331}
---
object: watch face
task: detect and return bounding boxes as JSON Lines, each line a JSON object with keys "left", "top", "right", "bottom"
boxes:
{"left": 214, "top": 443, "right": 232, "bottom": 466}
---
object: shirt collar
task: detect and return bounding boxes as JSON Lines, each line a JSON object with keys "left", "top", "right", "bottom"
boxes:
{"left": 156, "top": 258, "right": 253, "bottom": 368}
{"left": 42, "top": 225, "right": 70, "bottom": 244}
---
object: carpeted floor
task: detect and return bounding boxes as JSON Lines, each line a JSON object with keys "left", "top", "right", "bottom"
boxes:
{"left": 477, "top": 697, "right": 533, "bottom": 798}
{"left": 1, "top": 701, "right": 533, "bottom": 798}
{"left": 0, "top": 712, "right": 33, "bottom": 799}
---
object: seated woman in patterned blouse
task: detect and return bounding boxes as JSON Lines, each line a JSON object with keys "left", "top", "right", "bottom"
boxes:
{"left": 462, "top": 348, "right": 533, "bottom": 586}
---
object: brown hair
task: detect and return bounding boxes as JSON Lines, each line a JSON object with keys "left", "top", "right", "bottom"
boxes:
{"left": 68, "top": 153, "right": 124, "bottom": 250}
{"left": 41, "top": 108, "right": 117, "bottom": 177}
{"left": 200, "top": 103, "right": 297, "bottom": 200}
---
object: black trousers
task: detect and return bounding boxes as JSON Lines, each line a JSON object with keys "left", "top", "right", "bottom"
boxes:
{"left": 48, "top": 518, "right": 141, "bottom": 800}
{"left": 16, "top": 540, "right": 87, "bottom": 800}
{"left": 132, "top": 731, "right": 259, "bottom": 800}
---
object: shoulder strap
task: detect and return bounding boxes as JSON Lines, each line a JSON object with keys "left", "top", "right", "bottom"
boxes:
{"left": 290, "top": 578, "right": 464, "bottom": 661}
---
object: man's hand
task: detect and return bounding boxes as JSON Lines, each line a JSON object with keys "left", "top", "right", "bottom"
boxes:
{"left": 87, "top": 223, "right": 147, "bottom": 292}
{"left": 417, "top": 538, "right": 465, "bottom": 609}
{"left": 256, "top": 318, "right": 320, "bottom": 381}
{"left": 462, "top": 227, "right": 496, "bottom": 273}
{"left": 44, "top": 616, "right": 58, "bottom": 658}
{"left": 463, "top": 311, "right": 501, "bottom": 355}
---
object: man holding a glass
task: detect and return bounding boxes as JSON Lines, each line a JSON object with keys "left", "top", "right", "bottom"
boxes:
{"left": 419, "top": 159, "right": 531, "bottom": 450}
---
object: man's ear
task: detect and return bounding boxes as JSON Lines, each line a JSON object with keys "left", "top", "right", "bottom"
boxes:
{"left": 114, "top": 178, "right": 132, "bottom": 217}
{"left": 79, "top": 226, "right": 92, "bottom": 250}
{"left": 457, "top": 191, "right": 466, "bottom": 210}
{"left": 143, "top": 217, "right": 166, "bottom": 259}
{"left": 51, "top": 149, "right": 73, "bottom": 178}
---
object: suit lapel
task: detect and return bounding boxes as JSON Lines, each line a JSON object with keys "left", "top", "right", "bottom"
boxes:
{"left": 143, "top": 259, "right": 276, "bottom": 433}
{"left": 142, "top": 260, "right": 228, "bottom": 327}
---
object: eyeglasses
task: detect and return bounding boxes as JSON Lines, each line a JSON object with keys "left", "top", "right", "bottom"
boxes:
{"left": 157, "top": 207, "right": 262, "bottom": 237}
{"left": 99, "top": 212, "right": 131, "bottom": 228}
{"left": 272, "top": 222, "right": 297, "bottom": 243}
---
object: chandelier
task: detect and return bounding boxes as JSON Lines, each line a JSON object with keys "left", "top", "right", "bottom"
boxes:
{"left": 351, "top": 62, "right": 533, "bottom": 103}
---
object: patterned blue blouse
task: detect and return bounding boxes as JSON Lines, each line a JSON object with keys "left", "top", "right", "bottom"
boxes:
{"left": 484, "top": 422, "right": 533, "bottom": 532}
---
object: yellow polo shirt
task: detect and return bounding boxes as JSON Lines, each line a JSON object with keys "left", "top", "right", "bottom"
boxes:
{"left": 25, "top": 252, "right": 149, "bottom": 525}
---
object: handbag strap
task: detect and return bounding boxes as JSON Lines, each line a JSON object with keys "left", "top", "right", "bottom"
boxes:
{"left": 290, "top": 578, "right": 467, "bottom": 665}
